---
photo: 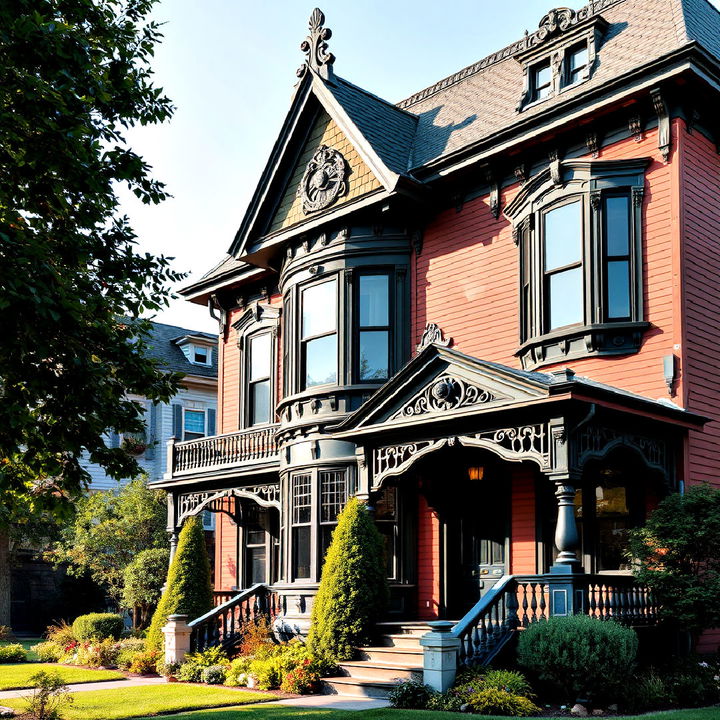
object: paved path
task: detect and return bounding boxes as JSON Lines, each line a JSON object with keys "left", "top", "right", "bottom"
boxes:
{"left": 0, "top": 676, "right": 166, "bottom": 700}
{"left": 274, "top": 695, "right": 390, "bottom": 710}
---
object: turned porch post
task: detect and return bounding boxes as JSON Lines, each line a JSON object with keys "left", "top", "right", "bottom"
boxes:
{"left": 551, "top": 477, "right": 582, "bottom": 573}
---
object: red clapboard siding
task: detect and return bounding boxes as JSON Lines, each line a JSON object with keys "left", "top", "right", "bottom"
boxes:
{"left": 215, "top": 506, "right": 237, "bottom": 592}
{"left": 416, "top": 492, "right": 440, "bottom": 619}
{"left": 510, "top": 466, "right": 536, "bottom": 575}
{"left": 413, "top": 126, "right": 681, "bottom": 403}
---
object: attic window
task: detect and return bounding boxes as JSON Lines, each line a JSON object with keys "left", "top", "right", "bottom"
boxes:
{"left": 531, "top": 62, "right": 553, "bottom": 102}
{"left": 192, "top": 345, "right": 209, "bottom": 365}
{"left": 565, "top": 43, "right": 589, "bottom": 87}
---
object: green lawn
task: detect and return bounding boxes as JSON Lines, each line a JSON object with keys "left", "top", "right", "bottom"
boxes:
{"left": 1, "top": 636, "right": 43, "bottom": 661}
{"left": 129, "top": 706, "right": 720, "bottom": 720}
{"left": 0, "top": 663, "right": 124, "bottom": 690}
{"left": 4, "top": 684, "right": 274, "bottom": 720}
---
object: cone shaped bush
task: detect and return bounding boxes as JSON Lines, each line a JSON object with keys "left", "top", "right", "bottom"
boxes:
{"left": 307, "top": 497, "right": 389, "bottom": 663}
{"left": 146, "top": 515, "right": 213, "bottom": 650}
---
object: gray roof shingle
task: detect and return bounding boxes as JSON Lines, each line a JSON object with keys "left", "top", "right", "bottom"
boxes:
{"left": 145, "top": 321, "right": 218, "bottom": 379}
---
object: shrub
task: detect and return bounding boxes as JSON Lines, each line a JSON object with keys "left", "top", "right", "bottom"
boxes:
{"left": 45, "top": 620, "right": 75, "bottom": 647}
{"left": 280, "top": 659, "right": 320, "bottom": 694}
{"left": 156, "top": 659, "right": 181, "bottom": 678}
{"left": 177, "top": 660, "right": 203, "bottom": 683}
{"left": 517, "top": 615, "right": 638, "bottom": 701}
{"left": 426, "top": 691, "right": 464, "bottom": 712}
{"left": 115, "top": 638, "right": 147, "bottom": 670}
{"left": 183, "top": 646, "right": 228, "bottom": 667}
{"left": 74, "top": 638, "right": 119, "bottom": 667}
{"left": 481, "top": 669, "right": 534, "bottom": 698}
{"left": 467, "top": 687, "right": 541, "bottom": 716}
{"left": 307, "top": 497, "right": 388, "bottom": 663}
{"left": 387, "top": 679, "right": 434, "bottom": 709}
{"left": 146, "top": 516, "right": 213, "bottom": 650}
{"left": 225, "top": 657, "right": 252, "bottom": 687}
{"left": 128, "top": 649, "right": 161, "bottom": 674}
{"left": 247, "top": 641, "right": 321, "bottom": 691}
{"left": 32, "top": 641, "right": 64, "bottom": 663}
{"left": 122, "top": 548, "right": 170, "bottom": 628}
{"left": 23, "top": 670, "right": 73, "bottom": 720}
{"left": 202, "top": 665, "right": 227, "bottom": 685}
{"left": 238, "top": 617, "right": 273, "bottom": 657}
{"left": 0, "top": 643, "right": 27, "bottom": 662}
{"left": 71, "top": 613, "right": 124, "bottom": 641}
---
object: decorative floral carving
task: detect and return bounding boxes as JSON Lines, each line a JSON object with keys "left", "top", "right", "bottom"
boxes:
{"left": 391, "top": 375, "right": 496, "bottom": 419}
{"left": 537, "top": 7, "right": 576, "bottom": 39}
{"left": 298, "top": 145, "right": 348, "bottom": 214}
{"left": 464, "top": 424, "right": 550, "bottom": 468}
{"left": 373, "top": 440, "right": 441, "bottom": 489}
{"left": 416, "top": 322, "right": 452, "bottom": 352}
{"left": 297, "top": 8, "right": 335, "bottom": 81}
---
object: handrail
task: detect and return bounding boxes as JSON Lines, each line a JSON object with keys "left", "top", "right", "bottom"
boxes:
{"left": 188, "top": 583, "right": 281, "bottom": 652}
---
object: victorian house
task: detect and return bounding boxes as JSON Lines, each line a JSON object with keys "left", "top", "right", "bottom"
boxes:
{"left": 154, "top": 0, "right": 720, "bottom": 685}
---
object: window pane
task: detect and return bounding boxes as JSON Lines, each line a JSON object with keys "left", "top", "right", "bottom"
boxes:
{"left": 302, "top": 280, "right": 336, "bottom": 338}
{"left": 320, "top": 470, "right": 347, "bottom": 523}
{"left": 359, "top": 275, "right": 389, "bottom": 326}
{"left": 359, "top": 331, "right": 389, "bottom": 381}
{"left": 534, "top": 64, "right": 551, "bottom": 98}
{"left": 304, "top": 334, "right": 337, "bottom": 387}
{"left": 544, "top": 201, "right": 582, "bottom": 271}
{"left": 292, "top": 526, "right": 311, "bottom": 578}
{"left": 184, "top": 410, "right": 205, "bottom": 435}
{"left": 548, "top": 267, "right": 583, "bottom": 329}
{"left": 292, "top": 474, "right": 312, "bottom": 524}
{"left": 569, "top": 45, "right": 588, "bottom": 72}
{"left": 251, "top": 380, "right": 270, "bottom": 425}
{"left": 248, "top": 547, "right": 266, "bottom": 584}
{"left": 250, "top": 334, "right": 271, "bottom": 381}
{"left": 607, "top": 260, "right": 631, "bottom": 319}
{"left": 605, "top": 196, "right": 630, "bottom": 256}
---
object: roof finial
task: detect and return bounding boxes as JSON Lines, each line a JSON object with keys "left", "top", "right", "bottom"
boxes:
{"left": 297, "top": 8, "right": 335, "bottom": 82}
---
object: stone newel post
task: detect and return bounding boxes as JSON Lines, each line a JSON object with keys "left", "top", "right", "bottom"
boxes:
{"left": 419, "top": 620, "right": 460, "bottom": 692}
{"left": 162, "top": 614, "right": 191, "bottom": 665}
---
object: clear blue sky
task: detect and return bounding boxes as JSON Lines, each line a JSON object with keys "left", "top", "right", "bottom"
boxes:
{"left": 121, "top": 0, "right": 719, "bottom": 333}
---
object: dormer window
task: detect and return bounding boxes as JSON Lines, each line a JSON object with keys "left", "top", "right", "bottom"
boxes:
{"left": 531, "top": 62, "right": 553, "bottom": 102}
{"left": 565, "top": 43, "right": 589, "bottom": 87}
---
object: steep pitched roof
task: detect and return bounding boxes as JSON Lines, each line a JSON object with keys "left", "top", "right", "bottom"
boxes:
{"left": 145, "top": 321, "right": 218, "bottom": 379}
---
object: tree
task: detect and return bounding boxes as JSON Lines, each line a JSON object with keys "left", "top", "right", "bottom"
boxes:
{"left": 122, "top": 547, "right": 170, "bottom": 628}
{"left": 307, "top": 497, "right": 389, "bottom": 663}
{"left": 628, "top": 483, "right": 720, "bottom": 646}
{"left": 50, "top": 478, "right": 167, "bottom": 605}
{"left": 146, "top": 516, "right": 213, "bottom": 650}
{"left": 0, "top": 0, "right": 183, "bottom": 625}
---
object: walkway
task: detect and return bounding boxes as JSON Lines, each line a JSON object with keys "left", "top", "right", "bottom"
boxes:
{"left": 0, "top": 675, "right": 167, "bottom": 701}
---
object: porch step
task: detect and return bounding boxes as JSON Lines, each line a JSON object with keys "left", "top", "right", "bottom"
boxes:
{"left": 321, "top": 676, "right": 405, "bottom": 699}
{"left": 375, "top": 621, "right": 435, "bottom": 637}
{"left": 338, "top": 660, "right": 422, "bottom": 682}
{"left": 377, "top": 633, "right": 423, "bottom": 648}
{"left": 357, "top": 646, "right": 424, "bottom": 664}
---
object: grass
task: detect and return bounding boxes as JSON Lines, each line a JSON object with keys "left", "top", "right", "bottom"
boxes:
{"left": 3, "top": 684, "right": 275, "bottom": 720}
{"left": 1, "top": 636, "right": 43, "bottom": 661}
{"left": 127, "top": 707, "right": 720, "bottom": 720}
{"left": 0, "top": 663, "right": 124, "bottom": 690}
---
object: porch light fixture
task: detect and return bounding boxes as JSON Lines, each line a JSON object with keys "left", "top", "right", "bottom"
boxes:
{"left": 467, "top": 466, "right": 485, "bottom": 482}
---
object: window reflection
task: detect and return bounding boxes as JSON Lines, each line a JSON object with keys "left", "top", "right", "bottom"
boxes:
{"left": 301, "top": 279, "right": 337, "bottom": 389}
{"left": 358, "top": 274, "right": 390, "bottom": 381}
{"left": 249, "top": 334, "right": 271, "bottom": 425}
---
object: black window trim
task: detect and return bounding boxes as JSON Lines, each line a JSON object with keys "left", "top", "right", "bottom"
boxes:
{"left": 354, "top": 269, "right": 394, "bottom": 384}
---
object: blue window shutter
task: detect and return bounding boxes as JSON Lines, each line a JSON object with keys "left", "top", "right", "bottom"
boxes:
{"left": 108, "top": 431, "right": 120, "bottom": 448}
{"left": 145, "top": 403, "right": 157, "bottom": 460}
{"left": 207, "top": 408, "right": 216, "bottom": 436}
{"left": 172, "top": 403, "right": 183, "bottom": 440}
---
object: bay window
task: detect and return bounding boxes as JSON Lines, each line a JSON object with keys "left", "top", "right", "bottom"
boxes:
{"left": 507, "top": 158, "right": 650, "bottom": 369}
{"left": 291, "top": 473, "right": 312, "bottom": 579}
{"left": 301, "top": 279, "right": 337, "bottom": 388}
{"left": 357, "top": 273, "right": 391, "bottom": 382}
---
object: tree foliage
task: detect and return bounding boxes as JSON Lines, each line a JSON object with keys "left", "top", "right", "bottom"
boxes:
{"left": 628, "top": 483, "right": 720, "bottom": 642}
{"left": 307, "top": 497, "right": 389, "bottom": 663}
{"left": 50, "top": 478, "right": 167, "bottom": 603}
{"left": 122, "top": 547, "right": 170, "bottom": 628}
{"left": 0, "top": 0, "right": 183, "bottom": 530}
{"left": 146, "top": 516, "right": 213, "bottom": 650}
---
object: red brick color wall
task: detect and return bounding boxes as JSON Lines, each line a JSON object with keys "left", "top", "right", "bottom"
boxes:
{"left": 416, "top": 492, "right": 440, "bottom": 619}
{"left": 510, "top": 466, "right": 536, "bottom": 575}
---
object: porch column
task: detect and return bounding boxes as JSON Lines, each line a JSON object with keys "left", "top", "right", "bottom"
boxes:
{"left": 168, "top": 531, "right": 179, "bottom": 565}
{"left": 550, "top": 476, "right": 582, "bottom": 574}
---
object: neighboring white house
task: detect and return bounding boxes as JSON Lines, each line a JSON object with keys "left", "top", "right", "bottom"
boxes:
{"left": 82, "top": 321, "right": 218, "bottom": 490}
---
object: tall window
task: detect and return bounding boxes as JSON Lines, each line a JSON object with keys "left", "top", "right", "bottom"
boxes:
{"left": 531, "top": 62, "right": 552, "bottom": 102}
{"left": 604, "top": 195, "right": 632, "bottom": 321}
{"left": 291, "top": 474, "right": 312, "bottom": 579}
{"left": 245, "top": 505, "right": 267, "bottom": 585}
{"left": 357, "top": 274, "right": 390, "bottom": 381}
{"left": 248, "top": 333, "right": 272, "bottom": 425}
{"left": 565, "top": 43, "right": 589, "bottom": 86}
{"left": 543, "top": 200, "right": 584, "bottom": 331}
{"left": 183, "top": 409, "right": 205, "bottom": 441}
{"left": 301, "top": 279, "right": 337, "bottom": 388}
{"left": 319, "top": 470, "right": 348, "bottom": 562}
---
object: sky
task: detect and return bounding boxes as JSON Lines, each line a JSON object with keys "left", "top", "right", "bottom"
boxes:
{"left": 121, "top": 0, "right": 719, "bottom": 333}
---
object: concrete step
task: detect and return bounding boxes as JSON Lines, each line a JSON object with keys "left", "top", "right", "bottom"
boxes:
{"left": 338, "top": 660, "right": 422, "bottom": 682}
{"left": 377, "top": 633, "right": 423, "bottom": 648}
{"left": 321, "top": 676, "right": 399, "bottom": 699}
{"left": 357, "top": 646, "right": 424, "bottom": 664}
{"left": 375, "top": 621, "right": 435, "bottom": 636}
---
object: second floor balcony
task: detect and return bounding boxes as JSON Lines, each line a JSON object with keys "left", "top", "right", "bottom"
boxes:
{"left": 165, "top": 425, "right": 279, "bottom": 481}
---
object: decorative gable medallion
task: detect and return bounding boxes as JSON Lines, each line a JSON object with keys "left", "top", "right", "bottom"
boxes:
{"left": 298, "top": 145, "right": 348, "bottom": 214}
{"left": 391, "top": 375, "right": 498, "bottom": 420}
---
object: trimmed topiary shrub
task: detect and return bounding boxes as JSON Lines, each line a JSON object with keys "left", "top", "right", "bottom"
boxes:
{"left": 0, "top": 643, "right": 27, "bottom": 662}
{"left": 306, "top": 497, "right": 388, "bottom": 663}
{"left": 145, "top": 515, "right": 213, "bottom": 650}
{"left": 517, "top": 614, "right": 638, "bottom": 702}
{"left": 71, "top": 613, "right": 124, "bottom": 641}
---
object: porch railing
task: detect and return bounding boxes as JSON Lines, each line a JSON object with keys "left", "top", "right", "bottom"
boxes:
{"left": 170, "top": 425, "right": 279, "bottom": 475}
{"left": 212, "top": 590, "right": 237, "bottom": 607}
{"left": 189, "top": 584, "right": 281, "bottom": 653}
{"left": 452, "top": 574, "right": 657, "bottom": 667}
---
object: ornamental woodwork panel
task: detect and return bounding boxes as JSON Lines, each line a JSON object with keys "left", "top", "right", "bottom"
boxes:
{"left": 177, "top": 485, "right": 281, "bottom": 526}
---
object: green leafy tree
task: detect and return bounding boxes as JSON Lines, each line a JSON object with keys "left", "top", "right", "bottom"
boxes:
{"left": 628, "top": 483, "right": 720, "bottom": 645}
{"left": 50, "top": 478, "right": 167, "bottom": 604}
{"left": 146, "top": 516, "right": 213, "bottom": 650}
{"left": 0, "top": 0, "right": 183, "bottom": 625}
{"left": 122, "top": 548, "right": 170, "bottom": 628}
{"left": 307, "top": 497, "right": 389, "bottom": 663}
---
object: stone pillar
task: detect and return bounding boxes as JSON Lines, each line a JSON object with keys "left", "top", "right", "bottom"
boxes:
{"left": 162, "top": 614, "right": 191, "bottom": 664}
{"left": 419, "top": 620, "right": 460, "bottom": 693}
{"left": 551, "top": 478, "right": 582, "bottom": 573}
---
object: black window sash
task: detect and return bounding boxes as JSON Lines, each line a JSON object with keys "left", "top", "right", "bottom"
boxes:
{"left": 355, "top": 271, "right": 392, "bottom": 383}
